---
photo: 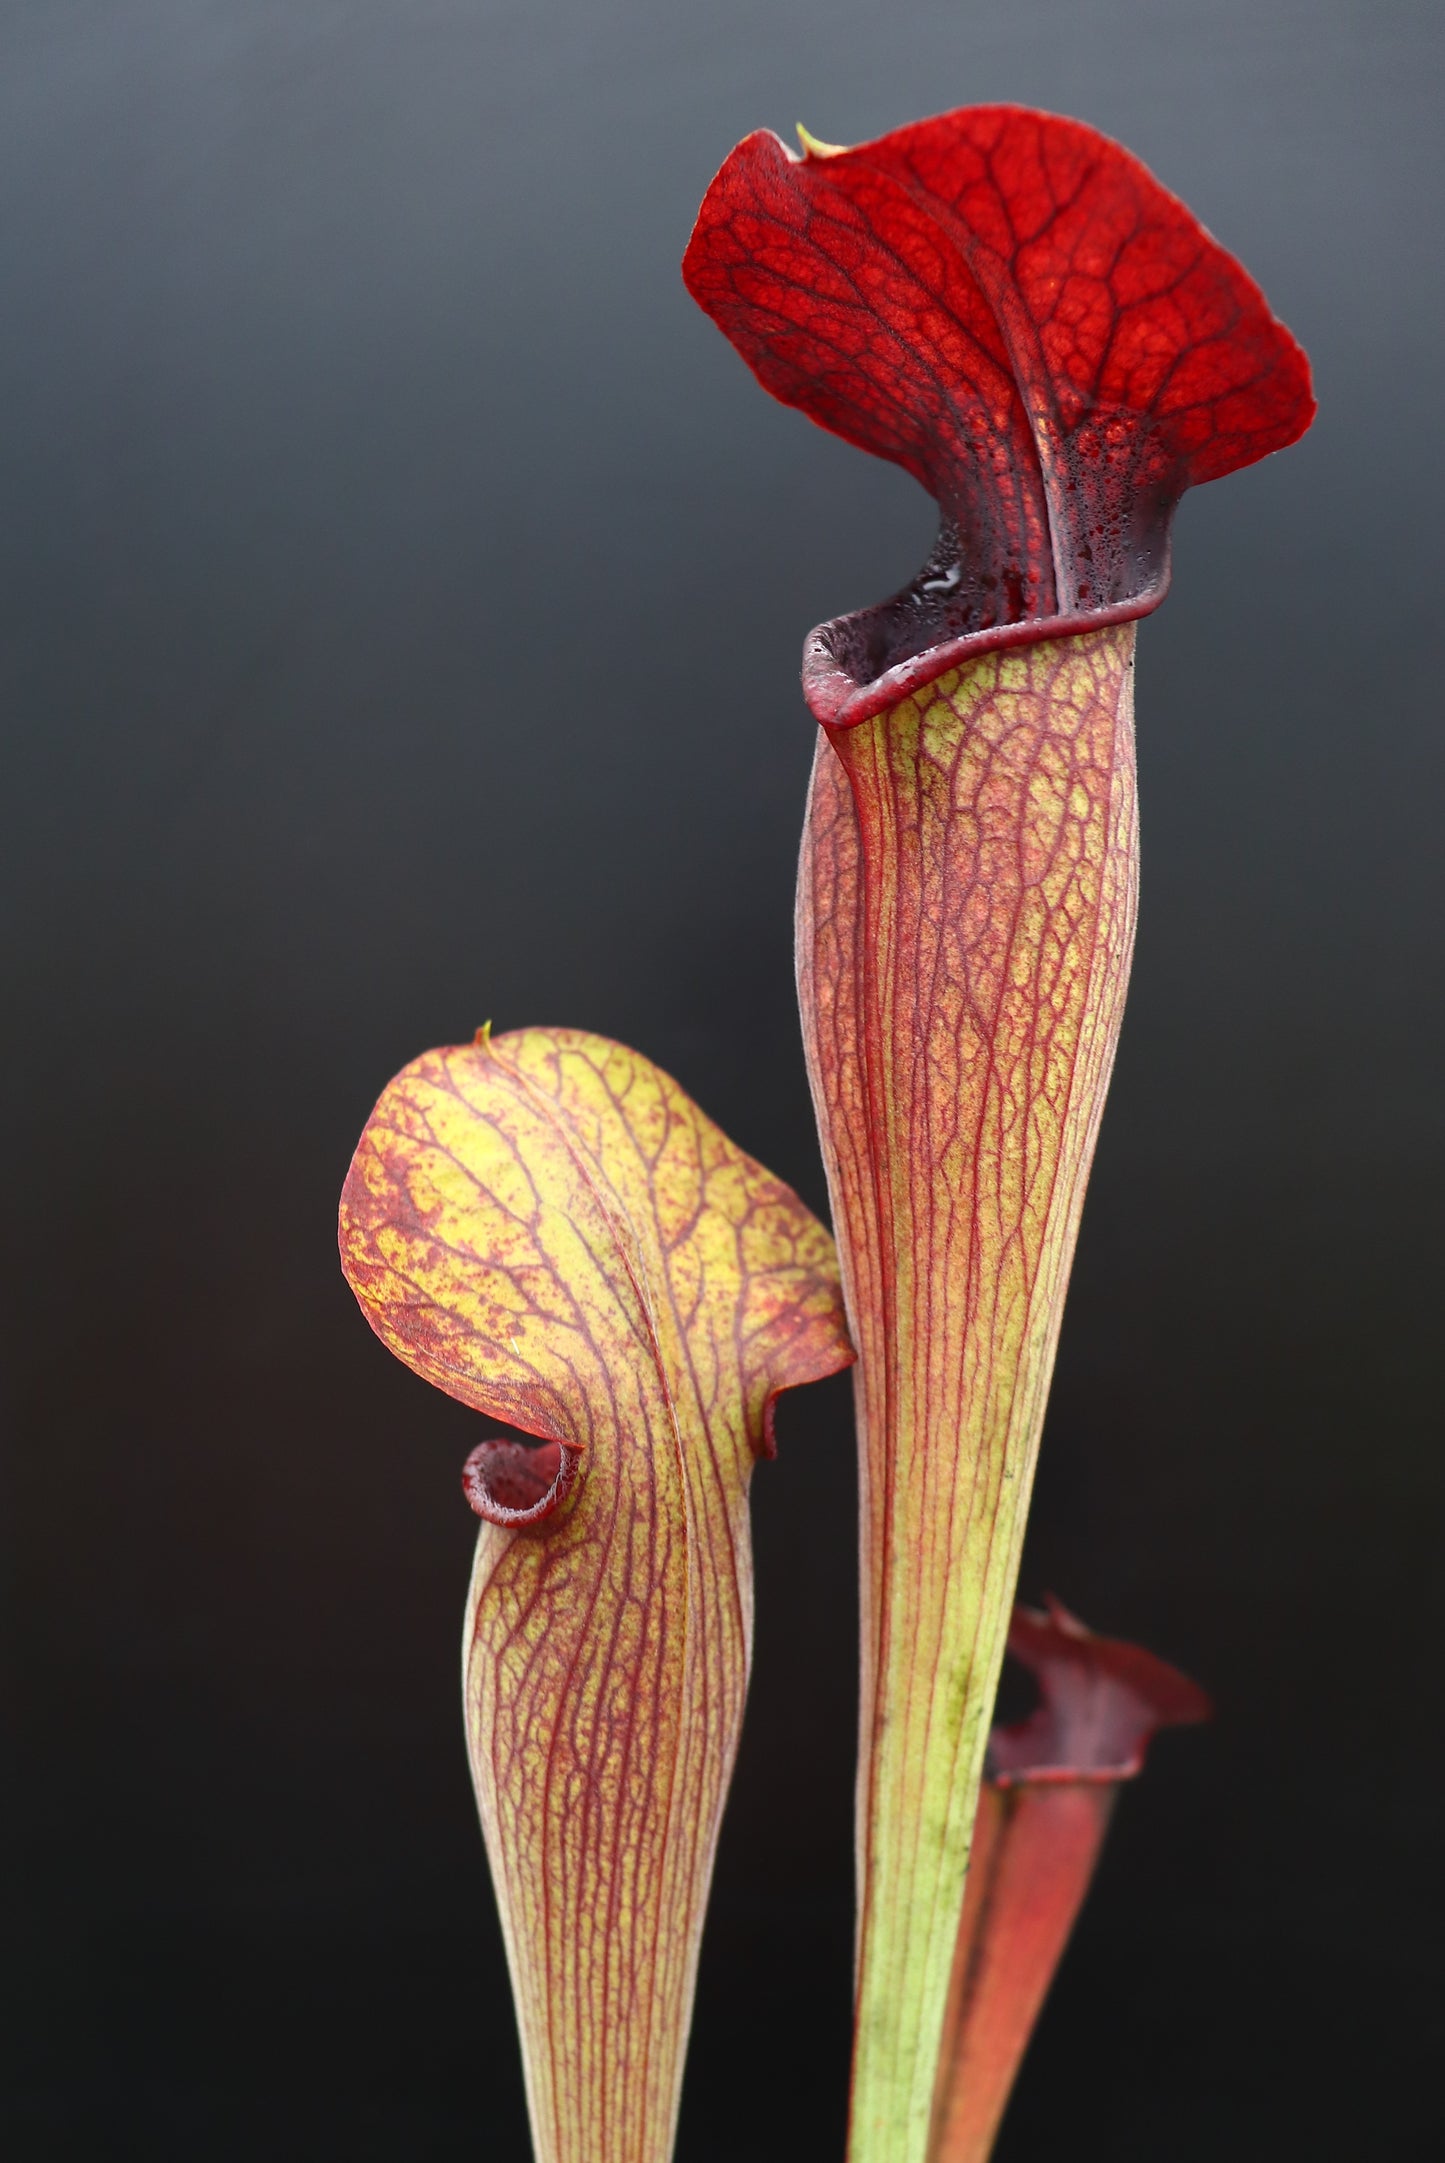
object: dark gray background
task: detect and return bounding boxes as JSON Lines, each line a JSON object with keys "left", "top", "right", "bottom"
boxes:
{"left": 3, "top": 2, "right": 1441, "bottom": 2157}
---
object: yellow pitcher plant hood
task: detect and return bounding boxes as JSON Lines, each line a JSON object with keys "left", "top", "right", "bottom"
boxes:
{"left": 339, "top": 1026, "right": 852, "bottom": 2163}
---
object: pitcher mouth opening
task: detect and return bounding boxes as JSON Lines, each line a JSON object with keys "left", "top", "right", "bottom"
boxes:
{"left": 463, "top": 1432, "right": 580, "bottom": 1527}
{"left": 802, "top": 513, "right": 1166, "bottom": 733}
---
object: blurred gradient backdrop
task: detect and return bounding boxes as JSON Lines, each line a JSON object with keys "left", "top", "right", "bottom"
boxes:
{"left": 3, "top": 3, "right": 1442, "bottom": 2157}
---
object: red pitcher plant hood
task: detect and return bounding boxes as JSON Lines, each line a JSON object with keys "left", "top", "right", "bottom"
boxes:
{"left": 932, "top": 1599, "right": 1211, "bottom": 2163}
{"left": 686, "top": 105, "right": 1312, "bottom": 2163}
{"left": 339, "top": 1027, "right": 852, "bottom": 2163}
{"left": 684, "top": 105, "right": 1313, "bottom": 726}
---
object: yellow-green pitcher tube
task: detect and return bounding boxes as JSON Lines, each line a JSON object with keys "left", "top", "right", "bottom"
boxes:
{"left": 797, "top": 627, "right": 1139, "bottom": 2162}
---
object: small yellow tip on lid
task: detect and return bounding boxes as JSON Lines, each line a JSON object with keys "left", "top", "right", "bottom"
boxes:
{"left": 796, "top": 123, "right": 849, "bottom": 159}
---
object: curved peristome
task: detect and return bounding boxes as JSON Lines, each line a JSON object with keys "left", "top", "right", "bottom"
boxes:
{"left": 461, "top": 1434, "right": 580, "bottom": 1526}
{"left": 683, "top": 105, "right": 1315, "bottom": 726}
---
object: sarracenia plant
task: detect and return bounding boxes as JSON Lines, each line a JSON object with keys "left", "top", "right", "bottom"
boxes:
{"left": 685, "top": 104, "right": 1313, "bottom": 2161}
{"left": 339, "top": 1027, "right": 851, "bottom": 2163}
{"left": 339, "top": 100, "right": 1312, "bottom": 2163}
{"left": 933, "top": 1599, "right": 1210, "bottom": 2163}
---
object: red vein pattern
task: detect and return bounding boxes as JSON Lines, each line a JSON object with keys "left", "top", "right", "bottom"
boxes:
{"left": 798, "top": 627, "right": 1140, "bottom": 2159}
{"left": 683, "top": 106, "right": 1314, "bottom": 725}
{"left": 931, "top": 1602, "right": 1210, "bottom": 2163}
{"left": 687, "top": 103, "right": 1312, "bottom": 2163}
{"left": 339, "top": 1028, "right": 852, "bottom": 2163}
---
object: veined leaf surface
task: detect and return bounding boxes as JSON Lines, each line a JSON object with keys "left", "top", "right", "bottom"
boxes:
{"left": 340, "top": 1026, "right": 852, "bottom": 2163}
{"left": 798, "top": 627, "right": 1139, "bottom": 2159}
{"left": 931, "top": 1601, "right": 1211, "bottom": 2163}
{"left": 688, "top": 102, "right": 1313, "bottom": 2163}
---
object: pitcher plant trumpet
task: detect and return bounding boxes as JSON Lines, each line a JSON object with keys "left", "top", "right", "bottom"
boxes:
{"left": 932, "top": 1598, "right": 1210, "bottom": 2163}
{"left": 685, "top": 103, "right": 1313, "bottom": 2161}
{"left": 339, "top": 1027, "right": 852, "bottom": 2163}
